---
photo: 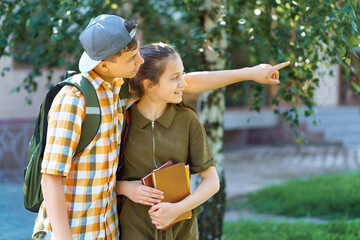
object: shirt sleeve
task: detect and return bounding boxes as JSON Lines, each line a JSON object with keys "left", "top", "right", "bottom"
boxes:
{"left": 188, "top": 114, "right": 215, "bottom": 174}
{"left": 41, "top": 86, "right": 85, "bottom": 177}
{"left": 126, "top": 85, "right": 140, "bottom": 109}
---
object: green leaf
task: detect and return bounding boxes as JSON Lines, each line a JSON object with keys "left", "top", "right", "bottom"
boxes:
{"left": 340, "top": 47, "right": 346, "bottom": 57}
{"left": 345, "top": 58, "right": 351, "bottom": 65}
{"left": 351, "top": 8, "right": 357, "bottom": 19}
{"left": 351, "top": 21, "right": 358, "bottom": 33}
{"left": 349, "top": 36, "right": 360, "bottom": 46}
{"left": 26, "top": 19, "right": 31, "bottom": 27}
{"left": 351, "top": 0, "right": 358, "bottom": 8}
{"left": 351, "top": 81, "right": 360, "bottom": 93}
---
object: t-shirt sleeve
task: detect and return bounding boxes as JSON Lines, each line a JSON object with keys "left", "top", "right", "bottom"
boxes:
{"left": 188, "top": 115, "right": 215, "bottom": 174}
{"left": 126, "top": 85, "right": 140, "bottom": 109}
{"left": 41, "top": 86, "right": 85, "bottom": 177}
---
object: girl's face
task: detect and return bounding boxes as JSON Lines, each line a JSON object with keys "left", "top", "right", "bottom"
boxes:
{"left": 150, "top": 55, "right": 187, "bottom": 104}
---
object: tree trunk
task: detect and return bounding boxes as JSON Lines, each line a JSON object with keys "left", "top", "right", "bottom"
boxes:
{"left": 195, "top": 1, "right": 227, "bottom": 239}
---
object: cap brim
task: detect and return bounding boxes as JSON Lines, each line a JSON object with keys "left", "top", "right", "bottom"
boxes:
{"left": 79, "top": 51, "right": 101, "bottom": 73}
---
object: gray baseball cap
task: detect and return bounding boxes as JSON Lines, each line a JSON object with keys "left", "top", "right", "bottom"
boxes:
{"left": 78, "top": 14, "right": 137, "bottom": 73}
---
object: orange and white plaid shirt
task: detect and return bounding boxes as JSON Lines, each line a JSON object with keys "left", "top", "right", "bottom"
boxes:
{"left": 33, "top": 71, "right": 139, "bottom": 240}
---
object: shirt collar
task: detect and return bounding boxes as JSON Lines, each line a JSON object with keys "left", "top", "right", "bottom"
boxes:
{"left": 132, "top": 103, "right": 176, "bottom": 129}
{"left": 82, "top": 70, "right": 124, "bottom": 90}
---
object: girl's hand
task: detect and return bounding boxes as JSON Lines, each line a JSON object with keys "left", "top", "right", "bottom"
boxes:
{"left": 117, "top": 180, "right": 163, "bottom": 206}
{"left": 250, "top": 61, "right": 290, "bottom": 85}
{"left": 148, "top": 202, "right": 181, "bottom": 229}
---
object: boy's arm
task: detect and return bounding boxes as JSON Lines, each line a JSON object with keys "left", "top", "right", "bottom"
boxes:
{"left": 183, "top": 62, "right": 290, "bottom": 93}
{"left": 41, "top": 173, "right": 73, "bottom": 240}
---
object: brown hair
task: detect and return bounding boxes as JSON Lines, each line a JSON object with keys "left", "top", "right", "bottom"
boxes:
{"left": 129, "top": 42, "right": 197, "bottom": 114}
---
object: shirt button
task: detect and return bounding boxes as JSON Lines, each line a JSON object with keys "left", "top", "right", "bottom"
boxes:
{"left": 103, "top": 82, "right": 111, "bottom": 89}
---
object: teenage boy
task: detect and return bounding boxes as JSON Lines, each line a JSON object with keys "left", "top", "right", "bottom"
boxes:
{"left": 33, "top": 14, "right": 288, "bottom": 240}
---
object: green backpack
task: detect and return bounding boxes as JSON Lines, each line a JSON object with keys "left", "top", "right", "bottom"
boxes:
{"left": 23, "top": 73, "right": 129, "bottom": 213}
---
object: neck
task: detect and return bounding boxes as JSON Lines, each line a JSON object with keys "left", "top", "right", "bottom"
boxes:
{"left": 92, "top": 69, "right": 116, "bottom": 84}
{"left": 136, "top": 96, "right": 168, "bottom": 121}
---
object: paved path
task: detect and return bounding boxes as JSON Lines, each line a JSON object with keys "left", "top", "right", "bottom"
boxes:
{"left": 1, "top": 144, "right": 359, "bottom": 239}
{"left": 224, "top": 144, "right": 360, "bottom": 221}
{"left": 224, "top": 144, "right": 360, "bottom": 199}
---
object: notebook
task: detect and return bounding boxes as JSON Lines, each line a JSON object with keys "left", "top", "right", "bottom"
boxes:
{"left": 151, "top": 162, "right": 192, "bottom": 228}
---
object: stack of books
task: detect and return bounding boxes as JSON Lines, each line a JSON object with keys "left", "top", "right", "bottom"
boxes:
{"left": 141, "top": 161, "right": 191, "bottom": 228}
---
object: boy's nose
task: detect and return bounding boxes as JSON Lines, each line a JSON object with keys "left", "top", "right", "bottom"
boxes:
{"left": 137, "top": 53, "right": 144, "bottom": 65}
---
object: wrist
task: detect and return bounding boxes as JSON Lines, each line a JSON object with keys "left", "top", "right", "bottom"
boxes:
{"left": 243, "top": 66, "right": 255, "bottom": 81}
{"left": 174, "top": 201, "right": 188, "bottom": 216}
{"left": 116, "top": 180, "right": 128, "bottom": 196}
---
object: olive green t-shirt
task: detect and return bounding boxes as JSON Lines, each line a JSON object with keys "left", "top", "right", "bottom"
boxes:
{"left": 120, "top": 103, "right": 214, "bottom": 240}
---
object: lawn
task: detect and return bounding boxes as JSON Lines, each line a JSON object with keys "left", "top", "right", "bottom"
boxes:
{"left": 241, "top": 171, "right": 360, "bottom": 219}
{"left": 223, "top": 219, "right": 360, "bottom": 240}
{"left": 223, "top": 171, "right": 360, "bottom": 240}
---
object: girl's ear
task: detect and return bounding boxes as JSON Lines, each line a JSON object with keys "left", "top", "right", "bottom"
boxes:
{"left": 143, "top": 79, "right": 154, "bottom": 92}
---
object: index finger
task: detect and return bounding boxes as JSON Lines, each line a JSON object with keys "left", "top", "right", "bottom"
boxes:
{"left": 143, "top": 186, "right": 163, "bottom": 195}
{"left": 273, "top": 61, "right": 290, "bottom": 70}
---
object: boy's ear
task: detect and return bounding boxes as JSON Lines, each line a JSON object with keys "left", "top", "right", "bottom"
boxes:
{"left": 95, "top": 60, "right": 109, "bottom": 72}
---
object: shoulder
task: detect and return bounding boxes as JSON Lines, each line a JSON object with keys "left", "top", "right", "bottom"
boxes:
{"left": 51, "top": 85, "right": 86, "bottom": 112}
{"left": 56, "top": 85, "right": 83, "bottom": 99}
{"left": 173, "top": 106, "right": 203, "bottom": 131}
{"left": 174, "top": 106, "right": 198, "bottom": 120}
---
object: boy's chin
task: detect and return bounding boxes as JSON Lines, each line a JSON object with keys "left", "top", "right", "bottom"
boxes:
{"left": 121, "top": 71, "right": 138, "bottom": 79}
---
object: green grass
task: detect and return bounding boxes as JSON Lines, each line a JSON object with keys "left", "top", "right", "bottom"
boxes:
{"left": 241, "top": 171, "right": 360, "bottom": 219}
{"left": 223, "top": 219, "right": 360, "bottom": 240}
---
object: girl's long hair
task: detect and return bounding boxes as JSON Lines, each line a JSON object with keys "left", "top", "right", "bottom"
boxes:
{"left": 129, "top": 42, "right": 197, "bottom": 115}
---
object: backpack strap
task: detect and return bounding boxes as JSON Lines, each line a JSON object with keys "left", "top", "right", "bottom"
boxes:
{"left": 119, "top": 80, "right": 129, "bottom": 121}
{"left": 65, "top": 75, "right": 101, "bottom": 156}
{"left": 41, "top": 74, "right": 101, "bottom": 157}
{"left": 117, "top": 80, "right": 130, "bottom": 174}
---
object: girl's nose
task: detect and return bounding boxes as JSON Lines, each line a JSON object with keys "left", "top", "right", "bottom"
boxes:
{"left": 179, "top": 76, "right": 187, "bottom": 87}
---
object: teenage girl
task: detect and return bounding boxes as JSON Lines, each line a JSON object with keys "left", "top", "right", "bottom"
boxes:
{"left": 116, "top": 42, "right": 219, "bottom": 240}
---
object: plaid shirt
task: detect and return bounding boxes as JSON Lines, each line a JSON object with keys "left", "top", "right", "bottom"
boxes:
{"left": 33, "top": 71, "right": 139, "bottom": 239}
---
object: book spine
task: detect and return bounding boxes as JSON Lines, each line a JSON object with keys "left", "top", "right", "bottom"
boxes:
{"left": 151, "top": 172, "right": 157, "bottom": 189}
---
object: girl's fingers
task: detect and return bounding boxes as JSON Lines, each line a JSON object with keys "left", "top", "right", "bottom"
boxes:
{"left": 151, "top": 219, "right": 159, "bottom": 225}
{"left": 143, "top": 197, "right": 161, "bottom": 204}
{"left": 143, "top": 186, "right": 163, "bottom": 195}
{"left": 149, "top": 204, "right": 161, "bottom": 213}
{"left": 269, "top": 79, "right": 280, "bottom": 84}
{"left": 273, "top": 61, "right": 290, "bottom": 70}
{"left": 139, "top": 200, "right": 154, "bottom": 206}
{"left": 271, "top": 71, "right": 279, "bottom": 80}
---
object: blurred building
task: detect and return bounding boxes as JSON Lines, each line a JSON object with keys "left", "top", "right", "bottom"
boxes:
{"left": 0, "top": 50, "right": 359, "bottom": 170}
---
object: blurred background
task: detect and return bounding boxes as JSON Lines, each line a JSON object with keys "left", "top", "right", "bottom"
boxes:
{"left": 0, "top": 0, "right": 359, "bottom": 239}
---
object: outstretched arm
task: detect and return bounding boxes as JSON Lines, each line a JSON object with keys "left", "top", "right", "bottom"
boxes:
{"left": 183, "top": 62, "right": 290, "bottom": 93}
